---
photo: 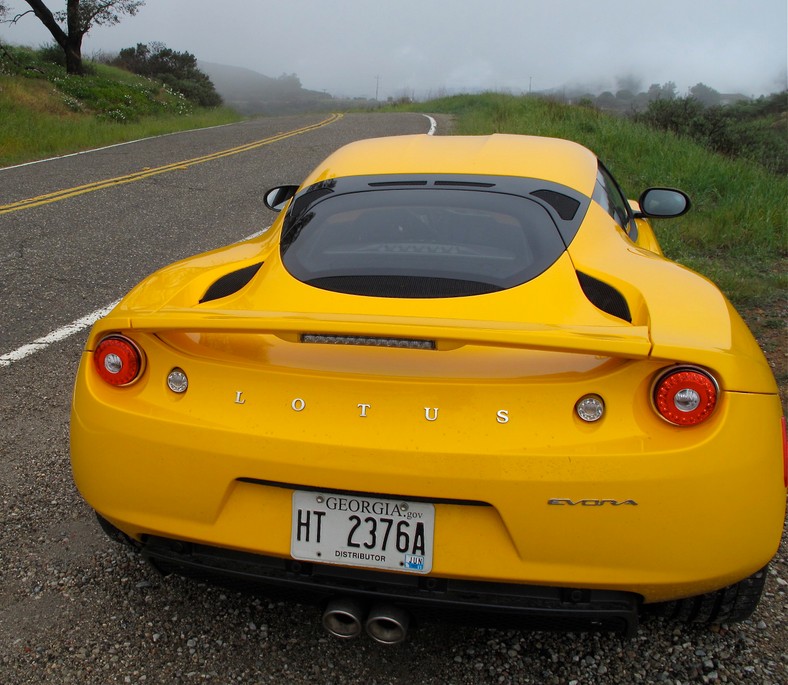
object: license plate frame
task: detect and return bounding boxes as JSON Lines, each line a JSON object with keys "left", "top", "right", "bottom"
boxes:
{"left": 290, "top": 491, "right": 434, "bottom": 574}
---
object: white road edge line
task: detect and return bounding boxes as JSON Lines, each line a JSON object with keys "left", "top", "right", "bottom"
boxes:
{"left": 1, "top": 115, "right": 439, "bottom": 369}
{"left": 0, "top": 122, "right": 239, "bottom": 173}
{"left": 0, "top": 299, "right": 120, "bottom": 368}
{"left": 423, "top": 115, "right": 438, "bottom": 135}
{"left": 0, "top": 228, "right": 270, "bottom": 370}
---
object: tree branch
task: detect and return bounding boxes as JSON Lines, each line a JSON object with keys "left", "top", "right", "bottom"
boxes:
{"left": 22, "top": 0, "right": 69, "bottom": 47}
{"left": 5, "top": 9, "right": 35, "bottom": 25}
{"left": 83, "top": 2, "right": 118, "bottom": 27}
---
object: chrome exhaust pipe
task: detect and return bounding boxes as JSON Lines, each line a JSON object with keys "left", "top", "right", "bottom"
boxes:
{"left": 321, "top": 597, "right": 366, "bottom": 639}
{"left": 365, "top": 603, "right": 410, "bottom": 645}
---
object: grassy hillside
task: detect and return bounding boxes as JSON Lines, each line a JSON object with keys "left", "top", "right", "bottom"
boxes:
{"left": 0, "top": 46, "right": 241, "bottom": 167}
{"left": 401, "top": 93, "right": 786, "bottom": 308}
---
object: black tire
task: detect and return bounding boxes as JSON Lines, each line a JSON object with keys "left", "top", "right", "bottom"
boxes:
{"left": 649, "top": 566, "right": 768, "bottom": 624}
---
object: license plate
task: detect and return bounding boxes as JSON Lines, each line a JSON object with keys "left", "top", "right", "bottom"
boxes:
{"left": 291, "top": 491, "right": 434, "bottom": 574}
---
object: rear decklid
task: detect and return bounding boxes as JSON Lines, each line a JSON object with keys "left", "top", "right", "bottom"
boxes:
{"left": 121, "top": 250, "right": 651, "bottom": 361}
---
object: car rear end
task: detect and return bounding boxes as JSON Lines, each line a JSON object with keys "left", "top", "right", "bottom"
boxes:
{"left": 70, "top": 143, "right": 786, "bottom": 636}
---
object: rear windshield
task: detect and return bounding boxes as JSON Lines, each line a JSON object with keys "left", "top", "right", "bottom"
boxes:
{"left": 280, "top": 187, "right": 567, "bottom": 298}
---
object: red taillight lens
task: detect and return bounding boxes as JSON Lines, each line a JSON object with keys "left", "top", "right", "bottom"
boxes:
{"left": 93, "top": 335, "right": 143, "bottom": 386}
{"left": 653, "top": 367, "right": 718, "bottom": 426}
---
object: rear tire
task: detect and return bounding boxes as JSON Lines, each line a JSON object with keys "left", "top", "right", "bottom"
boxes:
{"left": 650, "top": 566, "right": 768, "bottom": 624}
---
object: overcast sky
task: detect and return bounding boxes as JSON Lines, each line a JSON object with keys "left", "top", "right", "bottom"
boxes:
{"left": 3, "top": 0, "right": 786, "bottom": 99}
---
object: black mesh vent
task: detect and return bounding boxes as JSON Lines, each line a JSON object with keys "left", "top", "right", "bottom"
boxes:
{"left": 577, "top": 272, "right": 631, "bottom": 322}
{"left": 531, "top": 189, "right": 581, "bottom": 220}
{"left": 200, "top": 262, "right": 263, "bottom": 303}
{"left": 368, "top": 180, "right": 429, "bottom": 187}
{"left": 434, "top": 180, "right": 496, "bottom": 188}
{"left": 306, "top": 275, "right": 501, "bottom": 298}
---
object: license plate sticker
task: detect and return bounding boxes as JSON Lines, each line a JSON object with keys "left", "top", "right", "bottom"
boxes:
{"left": 291, "top": 491, "right": 434, "bottom": 574}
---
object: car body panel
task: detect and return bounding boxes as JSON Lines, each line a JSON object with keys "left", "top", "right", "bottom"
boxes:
{"left": 70, "top": 133, "right": 785, "bottom": 619}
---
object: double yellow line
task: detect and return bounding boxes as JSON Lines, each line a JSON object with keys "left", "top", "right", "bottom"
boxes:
{"left": 0, "top": 113, "right": 343, "bottom": 216}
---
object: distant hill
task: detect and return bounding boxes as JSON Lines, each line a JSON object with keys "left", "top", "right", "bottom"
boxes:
{"left": 198, "top": 61, "right": 334, "bottom": 115}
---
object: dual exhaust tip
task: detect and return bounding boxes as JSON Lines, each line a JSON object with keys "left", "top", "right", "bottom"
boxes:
{"left": 322, "top": 597, "right": 410, "bottom": 645}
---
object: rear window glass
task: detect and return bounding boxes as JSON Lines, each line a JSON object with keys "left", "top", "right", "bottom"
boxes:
{"left": 280, "top": 188, "right": 566, "bottom": 298}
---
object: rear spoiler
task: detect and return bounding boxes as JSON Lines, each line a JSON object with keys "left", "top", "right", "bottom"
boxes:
{"left": 107, "top": 307, "right": 653, "bottom": 359}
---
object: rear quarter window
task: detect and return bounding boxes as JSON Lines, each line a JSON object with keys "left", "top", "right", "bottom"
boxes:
{"left": 592, "top": 166, "right": 633, "bottom": 232}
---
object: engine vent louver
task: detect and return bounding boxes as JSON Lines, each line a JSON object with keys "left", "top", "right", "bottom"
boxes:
{"left": 200, "top": 262, "right": 263, "bottom": 303}
{"left": 302, "top": 334, "right": 436, "bottom": 350}
{"left": 577, "top": 272, "right": 632, "bottom": 322}
{"left": 530, "top": 189, "right": 581, "bottom": 220}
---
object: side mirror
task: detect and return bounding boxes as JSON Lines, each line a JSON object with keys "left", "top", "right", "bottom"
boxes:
{"left": 637, "top": 188, "right": 691, "bottom": 218}
{"left": 264, "top": 185, "right": 299, "bottom": 212}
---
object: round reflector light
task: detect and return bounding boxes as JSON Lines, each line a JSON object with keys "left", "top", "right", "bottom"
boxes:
{"left": 576, "top": 394, "right": 605, "bottom": 422}
{"left": 654, "top": 367, "right": 718, "bottom": 426}
{"left": 167, "top": 368, "right": 189, "bottom": 394}
{"left": 94, "top": 335, "right": 142, "bottom": 386}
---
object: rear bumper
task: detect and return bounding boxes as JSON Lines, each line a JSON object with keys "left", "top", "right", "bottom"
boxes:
{"left": 72, "top": 347, "right": 786, "bottom": 604}
{"left": 137, "top": 529, "right": 641, "bottom": 636}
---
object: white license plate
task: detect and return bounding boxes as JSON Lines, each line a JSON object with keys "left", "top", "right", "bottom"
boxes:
{"left": 291, "top": 491, "right": 434, "bottom": 574}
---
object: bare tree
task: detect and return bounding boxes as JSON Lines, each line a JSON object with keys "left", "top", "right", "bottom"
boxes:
{"left": 16, "top": 1, "right": 144, "bottom": 75}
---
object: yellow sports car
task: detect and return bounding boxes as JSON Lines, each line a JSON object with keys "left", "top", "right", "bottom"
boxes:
{"left": 71, "top": 134, "right": 786, "bottom": 641}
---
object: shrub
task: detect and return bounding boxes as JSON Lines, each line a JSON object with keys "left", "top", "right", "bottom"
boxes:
{"left": 635, "top": 94, "right": 788, "bottom": 174}
{"left": 110, "top": 43, "right": 222, "bottom": 107}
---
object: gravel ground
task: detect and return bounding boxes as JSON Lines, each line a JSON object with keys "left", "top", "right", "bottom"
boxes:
{"left": 0, "top": 537, "right": 786, "bottom": 685}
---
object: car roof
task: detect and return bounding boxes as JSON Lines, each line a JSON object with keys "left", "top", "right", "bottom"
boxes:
{"left": 300, "top": 134, "right": 599, "bottom": 196}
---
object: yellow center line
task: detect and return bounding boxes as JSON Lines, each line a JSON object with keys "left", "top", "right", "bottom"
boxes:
{"left": 0, "top": 113, "right": 343, "bottom": 215}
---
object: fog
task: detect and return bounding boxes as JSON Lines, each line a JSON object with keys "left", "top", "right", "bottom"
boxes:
{"left": 2, "top": 0, "right": 786, "bottom": 99}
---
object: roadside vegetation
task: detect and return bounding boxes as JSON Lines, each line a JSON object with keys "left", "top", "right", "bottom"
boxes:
{"left": 0, "top": 44, "right": 240, "bottom": 167}
{"left": 107, "top": 42, "right": 222, "bottom": 108}
{"left": 634, "top": 92, "right": 787, "bottom": 175}
{"left": 565, "top": 81, "right": 786, "bottom": 176}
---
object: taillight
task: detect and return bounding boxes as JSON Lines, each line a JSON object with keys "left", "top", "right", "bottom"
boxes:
{"left": 93, "top": 335, "right": 143, "bottom": 386}
{"left": 653, "top": 366, "right": 718, "bottom": 426}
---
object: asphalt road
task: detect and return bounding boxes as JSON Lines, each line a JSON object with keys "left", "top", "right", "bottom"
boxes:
{"left": 0, "top": 112, "right": 785, "bottom": 685}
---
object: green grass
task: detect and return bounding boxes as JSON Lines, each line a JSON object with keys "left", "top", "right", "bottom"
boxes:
{"left": 0, "top": 46, "right": 241, "bottom": 167}
{"left": 399, "top": 93, "right": 787, "bottom": 307}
